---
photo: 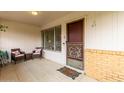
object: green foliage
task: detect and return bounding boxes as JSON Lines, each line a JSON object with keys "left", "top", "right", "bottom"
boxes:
{"left": 0, "top": 50, "right": 9, "bottom": 59}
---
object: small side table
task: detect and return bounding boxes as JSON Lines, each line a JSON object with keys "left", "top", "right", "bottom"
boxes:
{"left": 25, "top": 53, "right": 33, "bottom": 60}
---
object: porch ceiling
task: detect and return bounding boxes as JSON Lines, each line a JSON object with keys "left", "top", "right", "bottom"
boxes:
{"left": 0, "top": 11, "right": 72, "bottom": 26}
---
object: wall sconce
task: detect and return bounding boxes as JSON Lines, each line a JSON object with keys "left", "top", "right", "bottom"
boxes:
{"left": 91, "top": 20, "right": 96, "bottom": 28}
{"left": 0, "top": 24, "right": 8, "bottom": 32}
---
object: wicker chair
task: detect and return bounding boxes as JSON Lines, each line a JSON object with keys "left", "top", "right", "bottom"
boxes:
{"left": 11, "top": 48, "right": 25, "bottom": 64}
{"left": 32, "top": 47, "right": 43, "bottom": 59}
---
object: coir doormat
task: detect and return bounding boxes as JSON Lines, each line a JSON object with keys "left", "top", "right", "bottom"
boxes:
{"left": 57, "top": 66, "right": 81, "bottom": 80}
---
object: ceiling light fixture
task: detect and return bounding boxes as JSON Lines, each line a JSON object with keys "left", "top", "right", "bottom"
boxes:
{"left": 0, "top": 24, "right": 8, "bottom": 32}
{"left": 31, "top": 11, "right": 38, "bottom": 15}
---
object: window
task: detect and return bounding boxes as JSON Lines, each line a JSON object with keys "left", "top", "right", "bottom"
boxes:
{"left": 55, "top": 26, "right": 61, "bottom": 51}
{"left": 42, "top": 25, "right": 61, "bottom": 51}
{"left": 44, "top": 28, "right": 54, "bottom": 50}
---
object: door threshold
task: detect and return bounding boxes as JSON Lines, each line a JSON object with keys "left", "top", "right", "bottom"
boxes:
{"left": 65, "top": 65, "right": 84, "bottom": 74}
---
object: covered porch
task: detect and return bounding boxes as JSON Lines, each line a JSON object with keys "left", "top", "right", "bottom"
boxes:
{"left": 0, "top": 11, "right": 124, "bottom": 81}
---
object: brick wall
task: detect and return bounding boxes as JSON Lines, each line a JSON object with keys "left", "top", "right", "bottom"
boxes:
{"left": 85, "top": 49, "right": 124, "bottom": 82}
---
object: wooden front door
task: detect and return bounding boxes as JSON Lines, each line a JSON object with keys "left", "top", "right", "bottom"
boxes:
{"left": 66, "top": 19, "right": 84, "bottom": 70}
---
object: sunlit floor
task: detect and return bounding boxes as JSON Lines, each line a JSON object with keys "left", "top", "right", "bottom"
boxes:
{"left": 0, "top": 59, "right": 97, "bottom": 82}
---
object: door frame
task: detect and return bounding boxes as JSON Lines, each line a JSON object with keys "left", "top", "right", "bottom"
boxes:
{"left": 66, "top": 18, "right": 85, "bottom": 70}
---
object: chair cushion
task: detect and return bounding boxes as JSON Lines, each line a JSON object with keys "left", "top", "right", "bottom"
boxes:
{"left": 34, "top": 49, "right": 41, "bottom": 53}
{"left": 12, "top": 50, "right": 20, "bottom": 56}
{"left": 15, "top": 54, "right": 24, "bottom": 57}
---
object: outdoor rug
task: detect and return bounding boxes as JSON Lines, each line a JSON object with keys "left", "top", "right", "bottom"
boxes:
{"left": 57, "top": 66, "right": 81, "bottom": 80}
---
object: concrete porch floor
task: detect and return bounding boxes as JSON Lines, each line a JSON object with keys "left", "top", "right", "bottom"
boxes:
{"left": 0, "top": 59, "right": 97, "bottom": 82}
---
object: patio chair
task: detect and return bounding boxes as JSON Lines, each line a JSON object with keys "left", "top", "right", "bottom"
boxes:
{"left": 11, "top": 48, "right": 25, "bottom": 64}
{"left": 32, "top": 47, "right": 43, "bottom": 59}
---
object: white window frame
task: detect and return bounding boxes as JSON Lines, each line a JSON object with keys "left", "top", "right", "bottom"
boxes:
{"left": 42, "top": 25, "right": 61, "bottom": 52}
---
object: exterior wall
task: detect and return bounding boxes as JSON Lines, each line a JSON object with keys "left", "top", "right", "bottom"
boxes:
{"left": 42, "top": 23, "right": 67, "bottom": 65}
{"left": 41, "top": 12, "right": 116, "bottom": 65}
{"left": 42, "top": 12, "right": 124, "bottom": 81}
{"left": 85, "top": 49, "right": 124, "bottom": 81}
{"left": 85, "top": 12, "right": 124, "bottom": 81}
{"left": 0, "top": 20, "right": 41, "bottom": 59}
{"left": 41, "top": 12, "right": 87, "bottom": 65}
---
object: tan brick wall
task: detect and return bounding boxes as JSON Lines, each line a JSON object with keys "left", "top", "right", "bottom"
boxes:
{"left": 85, "top": 49, "right": 124, "bottom": 82}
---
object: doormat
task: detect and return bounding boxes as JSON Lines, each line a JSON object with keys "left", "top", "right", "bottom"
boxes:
{"left": 57, "top": 66, "right": 81, "bottom": 80}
